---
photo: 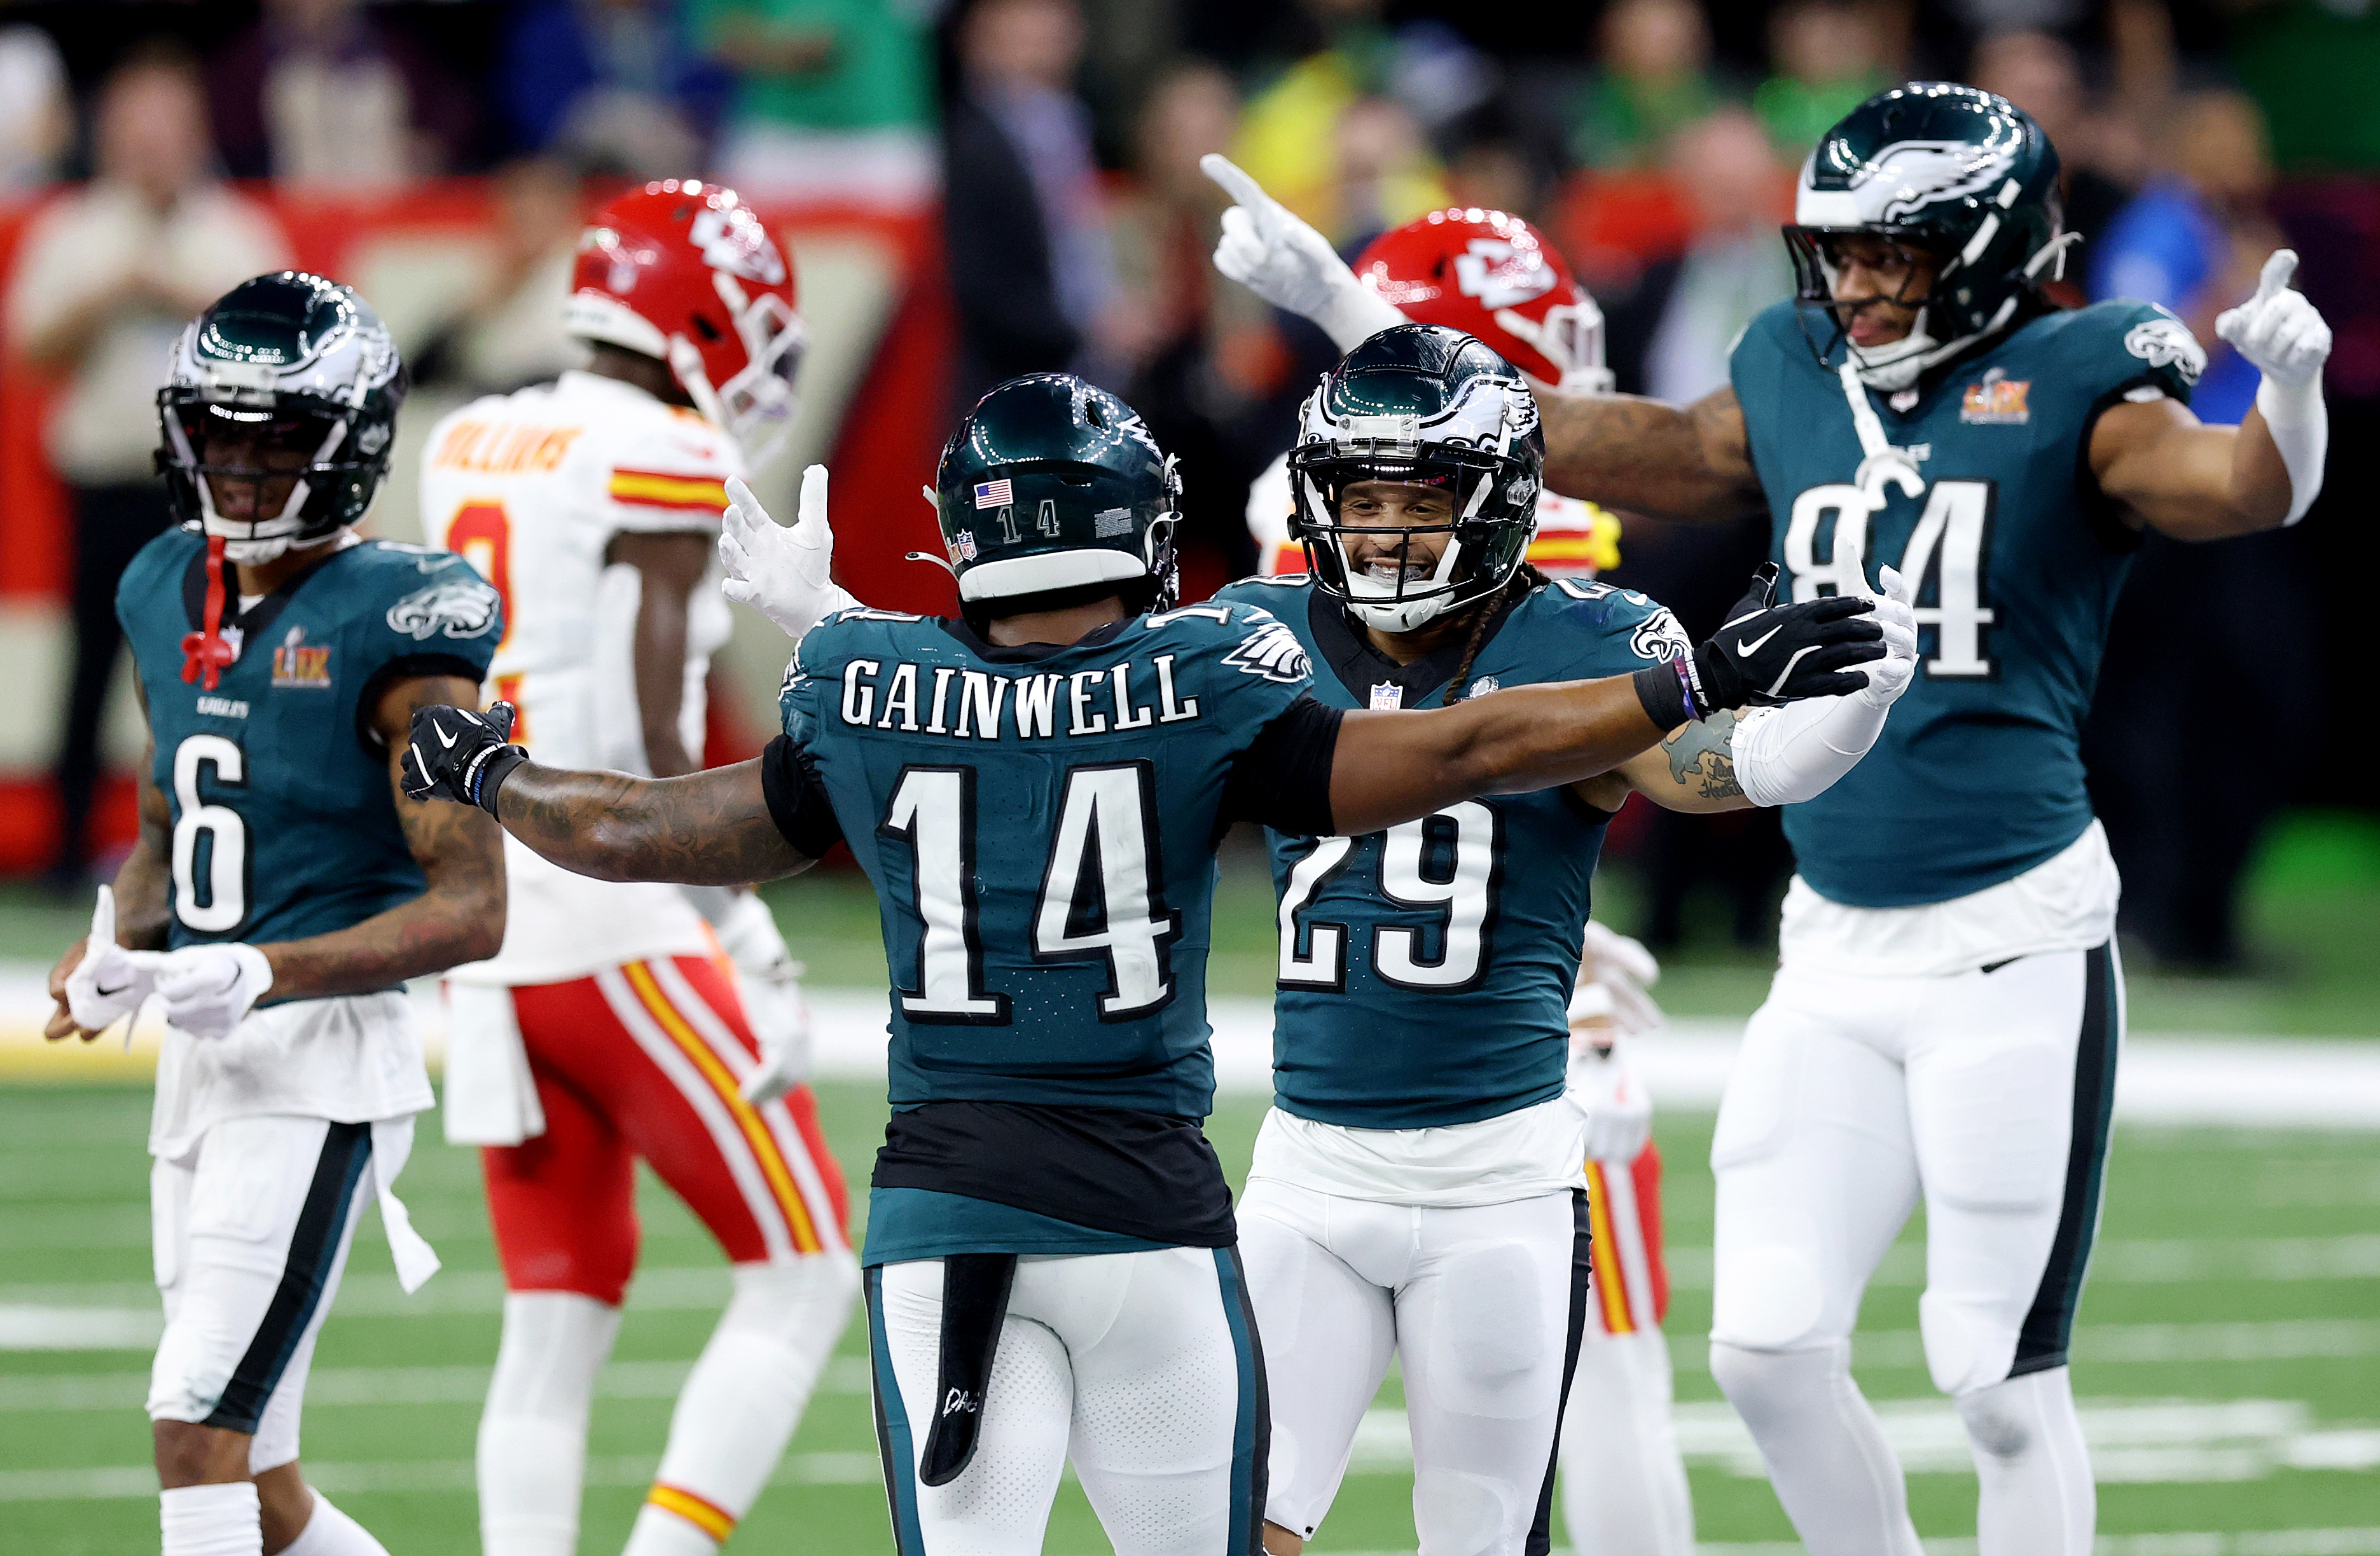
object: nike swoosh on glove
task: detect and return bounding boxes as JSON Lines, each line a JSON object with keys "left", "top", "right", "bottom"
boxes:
{"left": 63, "top": 885, "right": 161, "bottom": 1033}
{"left": 719, "top": 468, "right": 859, "bottom": 643}
{"left": 1201, "top": 154, "right": 1407, "bottom": 352}
{"left": 152, "top": 943, "right": 273, "bottom": 1040}
{"left": 1853, "top": 565, "right": 1920, "bottom": 709}
{"left": 1689, "top": 565, "right": 1884, "bottom": 712}
{"left": 2217, "top": 250, "right": 2332, "bottom": 393}
{"left": 403, "top": 701, "right": 526, "bottom": 815}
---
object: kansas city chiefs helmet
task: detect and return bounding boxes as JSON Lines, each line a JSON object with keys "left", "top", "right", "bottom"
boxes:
{"left": 1288, "top": 323, "right": 1544, "bottom": 633}
{"left": 156, "top": 271, "right": 405, "bottom": 563}
{"left": 934, "top": 375, "right": 1181, "bottom": 615}
{"left": 566, "top": 179, "right": 805, "bottom": 466}
{"left": 1785, "top": 83, "right": 2068, "bottom": 385}
{"left": 1352, "top": 208, "right": 1614, "bottom": 392}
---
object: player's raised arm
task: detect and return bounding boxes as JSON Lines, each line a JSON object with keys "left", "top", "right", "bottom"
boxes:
{"left": 1326, "top": 568, "right": 1885, "bottom": 835}
{"left": 403, "top": 701, "right": 819, "bottom": 887}
{"left": 2089, "top": 251, "right": 2332, "bottom": 540}
{"left": 1534, "top": 382, "right": 1766, "bottom": 523}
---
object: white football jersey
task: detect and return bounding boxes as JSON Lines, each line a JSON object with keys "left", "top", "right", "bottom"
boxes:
{"left": 1244, "top": 451, "right": 1620, "bottom": 580}
{"left": 420, "top": 369, "right": 741, "bottom": 985}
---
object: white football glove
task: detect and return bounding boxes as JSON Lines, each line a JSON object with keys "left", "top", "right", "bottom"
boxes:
{"left": 1568, "top": 920, "right": 1663, "bottom": 1040}
{"left": 712, "top": 892, "right": 812, "bottom": 1105}
{"left": 2216, "top": 249, "right": 2331, "bottom": 526}
{"left": 151, "top": 943, "right": 273, "bottom": 1040}
{"left": 1854, "top": 564, "right": 1919, "bottom": 709}
{"left": 62, "top": 886, "right": 159, "bottom": 1033}
{"left": 1201, "top": 154, "right": 1406, "bottom": 353}
{"left": 719, "top": 467, "right": 859, "bottom": 643}
{"left": 1568, "top": 1038, "right": 1654, "bottom": 1164}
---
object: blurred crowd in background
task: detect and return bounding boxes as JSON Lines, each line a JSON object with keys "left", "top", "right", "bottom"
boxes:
{"left": 4, "top": 0, "right": 2377, "bottom": 976}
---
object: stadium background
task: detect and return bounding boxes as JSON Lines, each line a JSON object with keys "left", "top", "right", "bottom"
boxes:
{"left": 0, "top": 0, "right": 2374, "bottom": 1551}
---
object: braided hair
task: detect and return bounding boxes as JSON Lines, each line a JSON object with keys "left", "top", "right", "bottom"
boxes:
{"left": 1441, "top": 561, "right": 1550, "bottom": 706}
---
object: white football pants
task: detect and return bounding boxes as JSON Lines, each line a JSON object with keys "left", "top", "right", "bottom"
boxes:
{"left": 1709, "top": 944, "right": 2121, "bottom": 1556}
{"left": 1238, "top": 1180, "right": 1576, "bottom": 1555}
{"left": 867, "top": 1246, "right": 1267, "bottom": 1556}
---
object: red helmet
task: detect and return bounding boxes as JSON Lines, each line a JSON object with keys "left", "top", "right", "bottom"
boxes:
{"left": 1353, "top": 209, "right": 1613, "bottom": 392}
{"left": 565, "top": 179, "right": 805, "bottom": 465}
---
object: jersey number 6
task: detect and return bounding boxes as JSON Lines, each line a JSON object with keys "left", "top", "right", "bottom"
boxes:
{"left": 170, "top": 734, "right": 249, "bottom": 933}
{"left": 880, "top": 762, "right": 1183, "bottom": 1025}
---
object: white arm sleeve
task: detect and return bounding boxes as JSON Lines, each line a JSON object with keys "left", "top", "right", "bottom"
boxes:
{"left": 1729, "top": 694, "right": 1890, "bottom": 809}
{"left": 2257, "top": 372, "right": 2327, "bottom": 527}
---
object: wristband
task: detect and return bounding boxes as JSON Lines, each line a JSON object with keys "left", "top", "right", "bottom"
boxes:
{"left": 1633, "top": 661, "right": 1698, "bottom": 729}
{"left": 469, "top": 745, "right": 529, "bottom": 816}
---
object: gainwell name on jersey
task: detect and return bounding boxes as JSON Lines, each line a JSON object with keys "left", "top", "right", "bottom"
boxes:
{"left": 803, "top": 606, "right": 1310, "bottom": 743}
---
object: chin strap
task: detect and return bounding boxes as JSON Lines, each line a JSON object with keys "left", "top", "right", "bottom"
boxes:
{"left": 179, "top": 535, "right": 236, "bottom": 691}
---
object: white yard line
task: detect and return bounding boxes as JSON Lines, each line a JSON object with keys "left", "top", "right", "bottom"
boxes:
{"left": 8, "top": 975, "right": 2379, "bottom": 1128}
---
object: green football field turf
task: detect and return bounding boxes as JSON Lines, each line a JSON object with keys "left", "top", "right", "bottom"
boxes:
{"left": 3, "top": 1083, "right": 2375, "bottom": 1553}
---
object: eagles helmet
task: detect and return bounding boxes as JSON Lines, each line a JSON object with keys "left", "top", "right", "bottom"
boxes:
{"left": 157, "top": 272, "right": 405, "bottom": 562}
{"left": 1287, "top": 323, "right": 1543, "bottom": 633}
{"left": 933, "top": 374, "right": 1181, "bottom": 615}
{"left": 1785, "top": 83, "right": 2068, "bottom": 385}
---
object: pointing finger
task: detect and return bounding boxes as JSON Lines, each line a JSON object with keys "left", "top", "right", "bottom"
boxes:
{"left": 1200, "top": 155, "right": 1281, "bottom": 237}
{"left": 2252, "top": 249, "right": 2299, "bottom": 306}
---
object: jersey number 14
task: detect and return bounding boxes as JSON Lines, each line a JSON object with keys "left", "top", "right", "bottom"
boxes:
{"left": 1784, "top": 478, "right": 1996, "bottom": 677}
{"left": 881, "top": 762, "right": 1182, "bottom": 1024}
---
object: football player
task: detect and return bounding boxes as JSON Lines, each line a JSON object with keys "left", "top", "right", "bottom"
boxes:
{"left": 1228, "top": 204, "right": 1700, "bottom": 1556}
{"left": 1208, "top": 325, "right": 1913, "bottom": 1556}
{"left": 43, "top": 273, "right": 506, "bottom": 1556}
{"left": 417, "top": 179, "right": 852, "bottom": 1556}
{"left": 1208, "top": 84, "right": 2335, "bottom": 1555}
{"left": 401, "top": 373, "right": 1886, "bottom": 1555}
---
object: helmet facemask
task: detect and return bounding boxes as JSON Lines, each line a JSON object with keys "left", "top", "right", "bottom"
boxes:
{"left": 1493, "top": 297, "right": 1616, "bottom": 392}
{"left": 158, "top": 387, "right": 389, "bottom": 563}
{"left": 671, "top": 270, "right": 807, "bottom": 470}
{"left": 1292, "top": 437, "right": 1526, "bottom": 633}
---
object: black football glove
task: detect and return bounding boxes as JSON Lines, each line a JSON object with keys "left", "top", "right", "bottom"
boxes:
{"left": 402, "top": 701, "right": 527, "bottom": 816}
{"left": 1632, "top": 567, "right": 1885, "bottom": 726}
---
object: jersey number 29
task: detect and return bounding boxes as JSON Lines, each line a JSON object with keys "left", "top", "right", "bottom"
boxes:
{"left": 880, "top": 762, "right": 1182, "bottom": 1024}
{"left": 1276, "top": 803, "right": 1500, "bottom": 991}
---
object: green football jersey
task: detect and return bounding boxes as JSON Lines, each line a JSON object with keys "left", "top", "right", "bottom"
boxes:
{"left": 1212, "top": 572, "right": 1687, "bottom": 1129}
{"left": 1731, "top": 297, "right": 2202, "bottom": 907}
{"left": 118, "top": 528, "right": 502, "bottom": 967}
{"left": 778, "top": 601, "right": 1319, "bottom": 1121}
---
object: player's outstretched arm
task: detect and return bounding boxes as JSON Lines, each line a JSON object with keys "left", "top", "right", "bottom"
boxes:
{"left": 403, "top": 701, "right": 816, "bottom": 887}
{"left": 2096, "top": 251, "right": 2332, "bottom": 539}
{"left": 254, "top": 674, "right": 510, "bottom": 1002}
{"left": 1535, "top": 383, "right": 1764, "bottom": 523}
{"left": 1328, "top": 576, "right": 1886, "bottom": 835}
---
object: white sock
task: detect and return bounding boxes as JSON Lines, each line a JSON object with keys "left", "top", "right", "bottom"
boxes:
{"left": 162, "top": 1482, "right": 263, "bottom": 1556}
{"left": 624, "top": 1254, "right": 859, "bottom": 1555}
{"left": 1559, "top": 1329, "right": 1694, "bottom": 1556}
{"left": 478, "top": 1291, "right": 623, "bottom": 1556}
{"left": 277, "top": 1491, "right": 389, "bottom": 1556}
{"left": 1710, "top": 1339, "right": 1922, "bottom": 1556}
{"left": 1958, "top": 1366, "right": 2095, "bottom": 1556}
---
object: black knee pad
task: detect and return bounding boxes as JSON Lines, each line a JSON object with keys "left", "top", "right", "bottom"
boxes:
{"left": 918, "top": 1253, "right": 1018, "bottom": 1487}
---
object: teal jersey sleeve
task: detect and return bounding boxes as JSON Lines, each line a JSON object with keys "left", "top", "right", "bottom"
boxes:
{"left": 117, "top": 532, "right": 504, "bottom": 964}
{"left": 780, "top": 603, "right": 1317, "bottom": 1120}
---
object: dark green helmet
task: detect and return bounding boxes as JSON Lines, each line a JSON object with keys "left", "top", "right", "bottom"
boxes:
{"left": 157, "top": 272, "right": 405, "bottom": 560}
{"left": 1785, "top": 83, "right": 2068, "bottom": 377}
{"left": 1287, "top": 322, "right": 1542, "bottom": 633}
{"left": 933, "top": 374, "right": 1180, "bottom": 614}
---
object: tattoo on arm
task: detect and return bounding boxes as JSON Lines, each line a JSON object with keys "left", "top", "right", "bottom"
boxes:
{"left": 1661, "top": 708, "right": 1746, "bottom": 801}
{"left": 497, "top": 759, "right": 813, "bottom": 888}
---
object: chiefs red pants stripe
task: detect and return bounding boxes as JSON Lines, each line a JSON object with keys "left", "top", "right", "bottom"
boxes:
{"left": 1584, "top": 1141, "right": 1670, "bottom": 1337}
{"left": 481, "top": 953, "right": 848, "bottom": 1304}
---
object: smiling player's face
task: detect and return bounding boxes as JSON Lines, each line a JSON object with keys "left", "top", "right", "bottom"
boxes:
{"left": 1336, "top": 479, "right": 1457, "bottom": 582}
{"left": 199, "top": 415, "right": 312, "bottom": 521}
